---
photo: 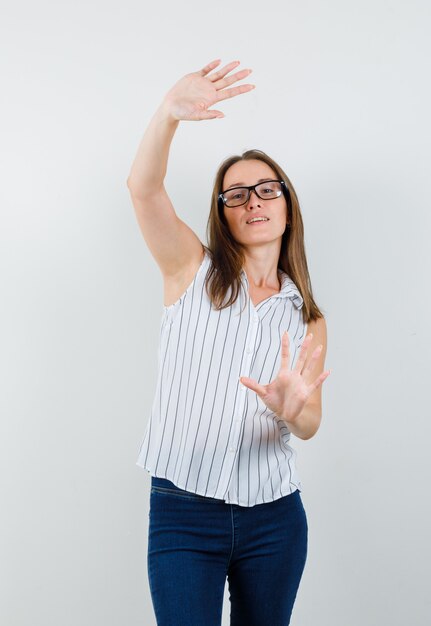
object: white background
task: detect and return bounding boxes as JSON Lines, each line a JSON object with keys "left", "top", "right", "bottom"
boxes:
{"left": 1, "top": 1, "right": 430, "bottom": 624}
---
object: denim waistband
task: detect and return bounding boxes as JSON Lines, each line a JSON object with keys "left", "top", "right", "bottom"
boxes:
{"left": 151, "top": 475, "right": 226, "bottom": 501}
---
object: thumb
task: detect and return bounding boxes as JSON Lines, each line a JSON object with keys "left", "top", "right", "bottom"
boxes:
{"left": 199, "top": 110, "right": 224, "bottom": 120}
{"left": 239, "top": 376, "right": 266, "bottom": 396}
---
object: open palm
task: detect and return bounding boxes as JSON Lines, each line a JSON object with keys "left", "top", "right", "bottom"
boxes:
{"left": 163, "top": 59, "right": 255, "bottom": 121}
{"left": 239, "top": 331, "right": 331, "bottom": 425}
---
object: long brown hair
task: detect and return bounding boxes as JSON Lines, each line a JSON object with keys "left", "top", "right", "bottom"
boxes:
{"left": 202, "top": 149, "right": 324, "bottom": 323}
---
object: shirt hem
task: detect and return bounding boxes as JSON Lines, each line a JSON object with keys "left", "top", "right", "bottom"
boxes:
{"left": 136, "top": 461, "right": 302, "bottom": 507}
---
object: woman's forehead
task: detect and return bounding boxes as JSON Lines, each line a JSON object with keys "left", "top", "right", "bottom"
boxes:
{"left": 223, "top": 160, "right": 276, "bottom": 187}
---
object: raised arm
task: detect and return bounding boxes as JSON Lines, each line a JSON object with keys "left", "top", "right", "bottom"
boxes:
{"left": 126, "top": 59, "right": 255, "bottom": 279}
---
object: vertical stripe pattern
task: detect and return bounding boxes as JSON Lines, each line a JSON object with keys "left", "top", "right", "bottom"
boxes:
{"left": 136, "top": 250, "right": 307, "bottom": 507}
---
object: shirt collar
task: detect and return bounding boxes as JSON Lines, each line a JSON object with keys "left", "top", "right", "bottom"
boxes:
{"left": 241, "top": 268, "right": 304, "bottom": 309}
{"left": 277, "top": 270, "right": 304, "bottom": 309}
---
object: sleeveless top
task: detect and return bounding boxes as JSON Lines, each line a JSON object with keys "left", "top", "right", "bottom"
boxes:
{"left": 136, "top": 249, "right": 308, "bottom": 507}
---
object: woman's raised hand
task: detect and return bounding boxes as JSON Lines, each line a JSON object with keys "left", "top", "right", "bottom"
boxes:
{"left": 161, "top": 59, "right": 255, "bottom": 122}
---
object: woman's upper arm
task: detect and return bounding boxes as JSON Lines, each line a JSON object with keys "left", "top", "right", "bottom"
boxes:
{"left": 129, "top": 185, "right": 204, "bottom": 278}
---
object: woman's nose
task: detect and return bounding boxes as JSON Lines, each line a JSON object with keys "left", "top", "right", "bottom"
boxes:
{"left": 247, "top": 189, "right": 261, "bottom": 207}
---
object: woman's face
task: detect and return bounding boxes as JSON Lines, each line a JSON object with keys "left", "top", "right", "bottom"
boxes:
{"left": 221, "top": 159, "right": 288, "bottom": 247}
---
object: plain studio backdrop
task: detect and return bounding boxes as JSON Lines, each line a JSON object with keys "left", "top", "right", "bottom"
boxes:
{"left": 1, "top": 1, "right": 430, "bottom": 625}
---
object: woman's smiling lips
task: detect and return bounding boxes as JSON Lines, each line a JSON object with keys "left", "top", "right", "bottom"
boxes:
{"left": 246, "top": 215, "right": 270, "bottom": 225}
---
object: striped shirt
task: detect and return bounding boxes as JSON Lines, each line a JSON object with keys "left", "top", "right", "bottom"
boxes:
{"left": 136, "top": 248, "right": 308, "bottom": 507}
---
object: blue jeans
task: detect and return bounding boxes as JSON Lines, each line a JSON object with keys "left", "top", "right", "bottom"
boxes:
{"left": 147, "top": 476, "right": 308, "bottom": 626}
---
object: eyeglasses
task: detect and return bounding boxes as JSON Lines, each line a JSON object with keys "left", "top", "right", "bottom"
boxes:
{"left": 219, "top": 179, "right": 287, "bottom": 208}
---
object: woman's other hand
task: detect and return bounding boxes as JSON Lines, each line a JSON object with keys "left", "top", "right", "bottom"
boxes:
{"left": 161, "top": 59, "right": 255, "bottom": 122}
{"left": 240, "top": 331, "right": 331, "bottom": 429}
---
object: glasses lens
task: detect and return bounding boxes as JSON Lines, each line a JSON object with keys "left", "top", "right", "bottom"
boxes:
{"left": 223, "top": 188, "right": 249, "bottom": 207}
{"left": 255, "top": 181, "right": 282, "bottom": 199}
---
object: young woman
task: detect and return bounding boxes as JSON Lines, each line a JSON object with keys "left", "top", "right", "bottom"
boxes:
{"left": 127, "top": 58, "right": 330, "bottom": 626}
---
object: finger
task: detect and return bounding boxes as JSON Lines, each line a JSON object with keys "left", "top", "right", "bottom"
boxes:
{"left": 303, "top": 344, "right": 323, "bottom": 376}
{"left": 308, "top": 369, "right": 331, "bottom": 393}
{"left": 239, "top": 376, "right": 266, "bottom": 397}
{"left": 197, "top": 110, "right": 225, "bottom": 120}
{"left": 214, "top": 82, "right": 256, "bottom": 103}
{"left": 198, "top": 59, "right": 222, "bottom": 76}
{"left": 204, "top": 59, "right": 242, "bottom": 81}
{"left": 279, "top": 331, "right": 290, "bottom": 371}
{"left": 294, "top": 332, "right": 314, "bottom": 373}
{"left": 212, "top": 68, "right": 253, "bottom": 90}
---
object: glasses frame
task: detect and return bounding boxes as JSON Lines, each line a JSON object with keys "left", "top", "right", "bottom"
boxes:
{"left": 218, "top": 179, "right": 288, "bottom": 208}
